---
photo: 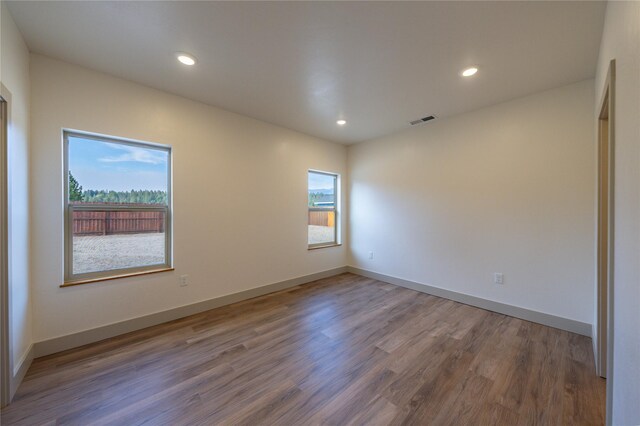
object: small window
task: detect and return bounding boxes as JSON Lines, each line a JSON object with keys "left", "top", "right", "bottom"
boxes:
{"left": 308, "top": 170, "right": 338, "bottom": 248}
{"left": 64, "top": 131, "right": 172, "bottom": 283}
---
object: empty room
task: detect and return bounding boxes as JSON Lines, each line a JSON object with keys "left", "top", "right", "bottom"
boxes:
{"left": 1, "top": 1, "right": 639, "bottom": 425}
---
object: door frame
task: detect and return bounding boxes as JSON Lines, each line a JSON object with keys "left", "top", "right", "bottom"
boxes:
{"left": 0, "top": 88, "right": 9, "bottom": 408}
{"left": 596, "top": 59, "right": 615, "bottom": 425}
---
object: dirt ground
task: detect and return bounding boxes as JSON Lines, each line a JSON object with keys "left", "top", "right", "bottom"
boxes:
{"left": 308, "top": 225, "right": 335, "bottom": 245}
{"left": 73, "top": 233, "right": 165, "bottom": 274}
{"left": 73, "top": 226, "right": 334, "bottom": 274}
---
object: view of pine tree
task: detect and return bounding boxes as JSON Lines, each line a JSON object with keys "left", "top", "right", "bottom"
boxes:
{"left": 68, "top": 171, "right": 167, "bottom": 204}
{"left": 69, "top": 171, "right": 84, "bottom": 201}
{"left": 308, "top": 192, "right": 333, "bottom": 207}
{"left": 82, "top": 189, "right": 168, "bottom": 204}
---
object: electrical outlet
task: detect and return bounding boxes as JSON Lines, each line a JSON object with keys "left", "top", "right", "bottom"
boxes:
{"left": 368, "top": 251, "right": 374, "bottom": 260}
{"left": 494, "top": 273, "right": 504, "bottom": 285}
{"left": 179, "top": 275, "right": 189, "bottom": 287}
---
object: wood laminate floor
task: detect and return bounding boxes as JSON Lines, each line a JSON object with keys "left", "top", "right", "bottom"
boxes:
{"left": 1, "top": 273, "right": 605, "bottom": 425}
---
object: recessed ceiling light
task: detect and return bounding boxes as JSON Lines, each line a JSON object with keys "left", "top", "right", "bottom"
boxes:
{"left": 177, "top": 53, "right": 196, "bottom": 66}
{"left": 462, "top": 67, "right": 478, "bottom": 77}
{"left": 336, "top": 119, "right": 347, "bottom": 126}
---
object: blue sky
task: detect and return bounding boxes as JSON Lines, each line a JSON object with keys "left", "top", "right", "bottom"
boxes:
{"left": 308, "top": 171, "right": 335, "bottom": 192}
{"left": 68, "top": 136, "right": 168, "bottom": 192}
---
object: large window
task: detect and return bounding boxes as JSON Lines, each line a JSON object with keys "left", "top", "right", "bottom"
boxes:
{"left": 308, "top": 170, "right": 338, "bottom": 248}
{"left": 64, "top": 131, "right": 172, "bottom": 284}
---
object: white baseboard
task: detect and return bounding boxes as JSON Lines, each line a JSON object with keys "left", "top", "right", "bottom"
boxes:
{"left": 34, "top": 267, "right": 349, "bottom": 358}
{"left": 10, "top": 343, "right": 33, "bottom": 401}
{"left": 30, "top": 265, "right": 590, "bottom": 365}
{"left": 592, "top": 324, "right": 598, "bottom": 371}
{"left": 348, "top": 266, "right": 591, "bottom": 336}
{"left": 13, "top": 265, "right": 592, "bottom": 402}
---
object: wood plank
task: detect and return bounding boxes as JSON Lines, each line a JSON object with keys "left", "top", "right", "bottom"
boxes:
{"left": 0, "top": 273, "right": 605, "bottom": 425}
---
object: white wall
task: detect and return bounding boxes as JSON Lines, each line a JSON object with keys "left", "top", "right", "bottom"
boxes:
{"left": 0, "top": 3, "right": 32, "bottom": 378}
{"left": 30, "top": 54, "right": 347, "bottom": 342}
{"left": 595, "top": 2, "right": 640, "bottom": 424}
{"left": 349, "top": 80, "right": 595, "bottom": 324}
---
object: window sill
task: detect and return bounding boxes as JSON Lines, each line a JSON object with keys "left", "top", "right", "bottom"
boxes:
{"left": 308, "top": 243, "right": 342, "bottom": 251}
{"left": 61, "top": 267, "right": 174, "bottom": 288}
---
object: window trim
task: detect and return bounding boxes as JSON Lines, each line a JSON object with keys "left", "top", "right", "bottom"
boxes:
{"left": 63, "top": 130, "right": 173, "bottom": 285}
{"left": 307, "top": 169, "right": 339, "bottom": 249}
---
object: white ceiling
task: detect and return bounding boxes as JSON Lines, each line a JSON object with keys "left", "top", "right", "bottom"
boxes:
{"left": 7, "top": 1, "right": 606, "bottom": 144}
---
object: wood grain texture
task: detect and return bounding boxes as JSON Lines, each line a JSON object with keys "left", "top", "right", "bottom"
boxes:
{"left": 0, "top": 273, "right": 605, "bottom": 425}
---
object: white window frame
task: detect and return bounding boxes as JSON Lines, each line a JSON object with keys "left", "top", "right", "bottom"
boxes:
{"left": 308, "top": 169, "right": 339, "bottom": 249}
{"left": 63, "top": 130, "right": 172, "bottom": 284}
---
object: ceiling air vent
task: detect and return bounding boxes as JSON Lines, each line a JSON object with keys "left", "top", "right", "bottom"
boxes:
{"left": 409, "top": 115, "right": 436, "bottom": 126}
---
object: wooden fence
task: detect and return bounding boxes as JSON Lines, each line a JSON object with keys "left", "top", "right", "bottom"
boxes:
{"left": 74, "top": 207, "right": 329, "bottom": 235}
{"left": 308, "top": 210, "right": 335, "bottom": 227}
{"left": 73, "top": 210, "right": 165, "bottom": 236}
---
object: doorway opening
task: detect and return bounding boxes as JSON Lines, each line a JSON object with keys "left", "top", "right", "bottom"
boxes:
{"left": 0, "top": 94, "right": 9, "bottom": 408}
{"left": 596, "top": 59, "right": 615, "bottom": 424}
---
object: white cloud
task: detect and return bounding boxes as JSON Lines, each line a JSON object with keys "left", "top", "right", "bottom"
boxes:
{"left": 99, "top": 145, "right": 166, "bottom": 165}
